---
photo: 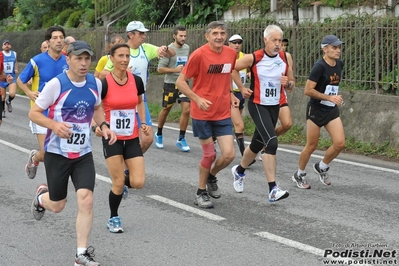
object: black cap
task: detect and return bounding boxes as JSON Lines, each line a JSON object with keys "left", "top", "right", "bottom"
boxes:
{"left": 67, "top": 40, "right": 94, "bottom": 56}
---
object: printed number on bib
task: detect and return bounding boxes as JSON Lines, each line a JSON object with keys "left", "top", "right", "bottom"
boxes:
{"left": 60, "top": 123, "right": 90, "bottom": 153}
{"left": 110, "top": 109, "right": 135, "bottom": 136}
{"left": 321, "top": 85, "right": 339, "bottom": 107}
{"left": 260, "top": 80, "right": 281, "bottom": 105}
{"left": 4, "top": 62, "right": 14, "bottom": 74}
{"left": 233, "top": 70, "right": 247, "bottom": 90}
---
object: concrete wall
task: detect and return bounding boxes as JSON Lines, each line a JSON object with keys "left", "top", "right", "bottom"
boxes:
{"left": 223, "top": 5, "right": 394, "bottom": 24}
{"left": 146, "top": 75, "right": 399, "bottom": 149}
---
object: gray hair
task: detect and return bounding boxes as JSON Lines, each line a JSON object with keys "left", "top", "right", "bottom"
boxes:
{"left": 206, "top": 21, "right": 227, "bottom": 34}
{"left": 263, "top": 25, "right": 283, "bottom": 39}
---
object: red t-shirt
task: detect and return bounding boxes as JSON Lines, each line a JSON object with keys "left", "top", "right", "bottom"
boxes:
{"left": 182, "top": 44, "right": 236, "bottom": 121}
{"left": 0, "top": 51, "right": 3, "bottom": 73}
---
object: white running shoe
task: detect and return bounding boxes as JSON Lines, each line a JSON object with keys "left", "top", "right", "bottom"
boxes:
{"left": 231, "top": 165, "right": 245, "bottom": 193}
{"left": 268, "top": 185, "right": 289, "bottom": 202}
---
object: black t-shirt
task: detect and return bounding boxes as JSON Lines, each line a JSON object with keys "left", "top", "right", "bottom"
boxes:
{"left": 308, "top": 58, "right": 344, "bottom": 107}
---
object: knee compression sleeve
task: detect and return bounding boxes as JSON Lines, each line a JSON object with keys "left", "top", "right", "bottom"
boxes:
{"left": 200, "top": 142, "right": 216, "bottom": 169}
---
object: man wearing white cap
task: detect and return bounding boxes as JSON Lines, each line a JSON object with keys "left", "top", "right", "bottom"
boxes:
{"left": 101, "top": 21, "right": 175, "bottom": 153}
{"left": 292, "top": 34, "right": 345, "bottom": 188}
{"left": 228, "top": 34, "right": 255, "bottom": 166}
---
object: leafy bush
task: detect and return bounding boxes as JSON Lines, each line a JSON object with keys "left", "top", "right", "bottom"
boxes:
{"left": 42, "top": 11, "right": 58, "bottom": 28}
{"left": 85, "top": 9, "right": 95, "bottom": 24}
{"left": 65, "top": 10, "right": 85, "bottom": 28}
{"left": 57, "top": 8, "right": 75, "bottom": 26}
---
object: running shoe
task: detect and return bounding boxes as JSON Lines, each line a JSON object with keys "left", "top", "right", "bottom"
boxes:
{"left": 74, "top": 246, "right": 101, "bottom": 266}
{"left": 313, "top": 162, "right": 331, "bottom": 185}
{"left": 154, "top": 133, "right": 163, "bottom": 149}
{"left": 207, "top": 179, "right": 221, "bottom": 198}
{"left": 176, "top": 138, "right": 190, "bottom": 152}
{"left": 292, "top": 171, "right": 311, "bottom": 189}
{"left": 231, "top": 165, "right": 245, "bottom": 193}
{"left": 122, "top": 185, "right": 129, "bottom": 200}
{"left": 268, "top": 185, "right": 289, "bottom": 202}
{"left": 31, "top": 184, "right": 48, "bottom": 220}
{"left": 6, "top": 99, "right": 12, "bottom": 112}
{"left": 194, "top": 191, "right": 213, "bottom": 208}
{"left": 25, "top": 149, "right": 39, "bottom": 179}
{"left": 2, "top": 110, "right": 5, "bottom": 118}
{"left": 106, "top": 216, "right": 124, "bottom": 233}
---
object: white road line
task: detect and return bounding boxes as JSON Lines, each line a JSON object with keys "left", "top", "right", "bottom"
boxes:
{"left": 254, "top": 231, "right": 364, "bottom": 265}
{"left": 147, "top": 195, "right": 226, "bottom": 221}
{"left": 254, "top": 231, "right": 324, "bottom": 256}
{"left": 161, "top": 124, "right": 399, "bottom": 174}
{"left": 0, "top": 139, "right": 31, "bottom": 154}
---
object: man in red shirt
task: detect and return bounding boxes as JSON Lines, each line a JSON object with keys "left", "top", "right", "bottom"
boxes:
{"left": 176, "top": 21, "right": 239, "bottom": 208}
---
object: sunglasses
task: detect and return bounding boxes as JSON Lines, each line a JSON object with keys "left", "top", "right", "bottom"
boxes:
{"left": 230, "top": 40, "right": 243, "bottom": 44}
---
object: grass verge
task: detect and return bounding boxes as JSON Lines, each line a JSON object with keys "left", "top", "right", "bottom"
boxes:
{"left": 148, "top": 105, "right": 399, "bottom": 162}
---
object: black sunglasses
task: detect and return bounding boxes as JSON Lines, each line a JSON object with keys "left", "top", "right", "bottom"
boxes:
{"left": 230, "top": 40, "right": 243, "bottom": 44}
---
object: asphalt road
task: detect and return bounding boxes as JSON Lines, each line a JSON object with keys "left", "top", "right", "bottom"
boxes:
{"left": 0, "top": 95, "right": 398, "bottom": 266}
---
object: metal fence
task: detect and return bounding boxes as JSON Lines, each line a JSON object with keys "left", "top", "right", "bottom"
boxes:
{"left": 1, "top": 20, "right": 398, "bottom": 94}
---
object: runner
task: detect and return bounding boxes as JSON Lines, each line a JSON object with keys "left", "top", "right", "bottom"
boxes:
{"left": 94, "top": 43, "right": 148, "bottom": 233}
{"left": 155, "top": 26, "right": 191, "bottom": 152}
{"left": 1, "top": 39, "right": 19, "bottom": 117}
{"left": 94, "top": 34, "right": 124, "bottom": 78}
{"left": 40, "top": 41, "right": 49, "bottom": 52}
{"left": 176, "top": 21, "right": 239, "bottom": 208}
{"left": 61, "top": 35, "right": 75, "bottom": 55}
{"left": 17, "top": 26, "right": 69, "bottom": 180}
{"left": 230, "top": 25, "right": 293, "bottom": 202}
{"left": 228, "top": 34, "right": 255, "bottom": 166}
{"left": 292, "top": 35, "right": 345, "bottom": 189}
{"left": 258, "top": 38, "right": 295, "bottom": 161}
{"left": 28, "top": 40, "right": 116, "bottom": 266}
{"left": 102, "top": 21, "right": 175, "bottom": 153}
{"left": 0, "top": 52, "right": 13, "bottom": 126}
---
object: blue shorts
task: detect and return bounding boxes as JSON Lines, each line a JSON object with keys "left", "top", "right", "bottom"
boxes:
{"left": 0, "top": 74, "right": 16, "bottom": 88}
{"left": 136, "top": 94, "right": 153, "bottom": 126}
{"left": 192, "top": 118, "right": 233, "bottom": 140}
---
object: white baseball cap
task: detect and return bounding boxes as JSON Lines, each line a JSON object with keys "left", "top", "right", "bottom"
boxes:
{"left": 126, "top": 21, "right": 149, "bottom": 32}
{"left": 229, "top": 34, "right": 243, "bottom": 42}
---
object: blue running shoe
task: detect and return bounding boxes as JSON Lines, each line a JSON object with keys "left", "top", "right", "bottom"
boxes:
{"left": 154, "top": 133, "right": 163, "bottom": 149}
{"left": 122, "top": 185, "right": 129, "bottom": 200}
{"left": 176, "top": 138, "right": 190, "bottom": 152}
{"left": 106, "top": 216, "right": 124, "bottom": 233}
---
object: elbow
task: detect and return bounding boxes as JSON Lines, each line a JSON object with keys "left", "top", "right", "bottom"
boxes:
{"left": 28, "top": 110, "right": 34, "bottom": 122}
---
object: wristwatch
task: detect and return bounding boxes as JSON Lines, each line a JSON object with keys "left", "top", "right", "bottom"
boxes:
{"left": 99, "top": 121, "right": 110, "bottom": 130}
